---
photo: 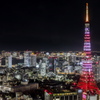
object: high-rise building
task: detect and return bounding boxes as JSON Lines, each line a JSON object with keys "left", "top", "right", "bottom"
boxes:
{"left": 24, "top": 51, "right": 32, "bottom": 67}
{"left": 8, "top": 55, "right": 12, "bottom": 68}
{"left": 77, "top": 3, "right": 99, "bottom": 95}
{"left": 93, "top": 61, "right": 100, "bottom": 82}
{"left": 41, "top": 63, "right": 46, "bottom": 76}
{"left": 24, "top": 51, "right": 37, "bottom": 67}
{"left": 48, "top": 57, "right": 54, "bottom": 72}
{"left": 5, "top": 57, "right": 8, "bottom": 66}
{"left": 31, "top": 54, "right": 36, "bottom": 66}
{"left": 0, "top": 56, "right": 2, "bottom": 66}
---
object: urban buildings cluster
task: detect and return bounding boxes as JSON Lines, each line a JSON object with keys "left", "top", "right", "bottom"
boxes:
{"left": 0, "top": 50, "right": 99, "bottom": 99}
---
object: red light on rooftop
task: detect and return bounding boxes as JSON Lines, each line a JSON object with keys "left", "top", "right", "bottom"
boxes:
{"left": 96, "top": 62, "right": 98, "bottom": 64}
{"left": 45, "top": 90, "right": 47, "bottom": 92}
{"left": 49, "top": 92, "right": 52, "bottom": 95}
{"left": 73, "top": 82, "right": 76, "bottom": 85}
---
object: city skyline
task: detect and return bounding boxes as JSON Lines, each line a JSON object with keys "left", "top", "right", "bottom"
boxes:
{"left": 1, "top": 0, "right": 100, "bottom": 51}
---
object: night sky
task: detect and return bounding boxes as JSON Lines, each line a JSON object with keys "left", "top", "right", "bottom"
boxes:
{"left": 0, "top": 0, "right": 100, "bottom": 51}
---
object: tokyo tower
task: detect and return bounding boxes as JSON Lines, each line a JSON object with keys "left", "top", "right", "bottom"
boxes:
{"left": 77, "top": 3, "right": 99, "bottom": 94}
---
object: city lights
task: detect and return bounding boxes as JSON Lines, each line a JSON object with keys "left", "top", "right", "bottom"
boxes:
{"left": 0, "top": 1, "right": 100, "bottom": 100}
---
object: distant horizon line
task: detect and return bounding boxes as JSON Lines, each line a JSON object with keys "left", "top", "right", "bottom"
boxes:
{"left": 0, "top": 50, "right": 100, "bottom": 52}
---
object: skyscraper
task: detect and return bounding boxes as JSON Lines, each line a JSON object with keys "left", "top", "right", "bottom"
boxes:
{"left": 77, "top": 3, "right": 99, "bottom": 94}
{"left": 41, "top": 63, "right": 46, "bottom": 76}
{"left": 24, "top": 51, "right": 32, "bottom": 67}
{"left": 0, "top": 56, "right": 2, "bottom": 66}
{"left": 48, "top": 57, "right": 54, "bottom": 72}
{"left": 31, "top": 54, "right": 36, "bottom": 66}
{"left": 8, "top": 55, "right": 12, "bottom": 68}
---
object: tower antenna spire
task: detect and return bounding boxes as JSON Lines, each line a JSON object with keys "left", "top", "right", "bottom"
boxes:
{"left": 86, "top": 3, "right": 89, "bottom": 22}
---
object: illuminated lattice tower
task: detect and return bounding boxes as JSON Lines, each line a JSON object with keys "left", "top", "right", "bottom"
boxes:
{"left": 77, "top": 3, "right": 99, "bottom": 94}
